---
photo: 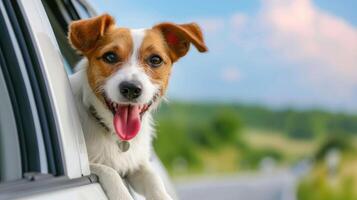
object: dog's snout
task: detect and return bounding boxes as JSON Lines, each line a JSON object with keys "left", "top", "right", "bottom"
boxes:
{"left": 119, "top": 81, "right": 142, "bottom": 100}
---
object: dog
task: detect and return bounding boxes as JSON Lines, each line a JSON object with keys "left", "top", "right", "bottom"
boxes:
{"left": 68, "top": 14, "right": 207, "bottom": 200}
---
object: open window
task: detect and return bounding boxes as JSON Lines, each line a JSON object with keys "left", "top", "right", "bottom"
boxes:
{"left": 42, "top": 0, "right": 97, "bottom": 74}
{"left": 0, "top": 0, "right": 95, "bottom": 198}
{"left": 0, "top": 0, "right": 53, "bottom": 181}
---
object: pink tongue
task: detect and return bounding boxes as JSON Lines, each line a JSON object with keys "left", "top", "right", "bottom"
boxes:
{"left": 113, "top": 105, "right": 141, "bottom": 141}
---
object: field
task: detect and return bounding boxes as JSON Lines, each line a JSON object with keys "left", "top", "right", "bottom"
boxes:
{"left": 153, "top": 102, "right": 357, "bottom": 173}
{"left": 153, "top": 102, "right": 357, "bottom": 199}
{"left": 242, "top": 129, "right": 316, "bottom": 164}
{"left": 166, "top": 127, "right": 319, "bottom": 179}
{"left": 298, "top": 154, "right": 357, "bottom": 200}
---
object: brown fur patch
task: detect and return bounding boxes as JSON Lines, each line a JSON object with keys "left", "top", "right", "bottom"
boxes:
{"left": 153, "top": 22, "right": 208, "bottom": 62}
{"left": 68, "top": 14, "right": 115, "bottom": 53}
{"left": 138, "top": 29, "right": 173, "bottom": 95}
{"left": 86, "top": 28, "right": 133, "bottom": 100}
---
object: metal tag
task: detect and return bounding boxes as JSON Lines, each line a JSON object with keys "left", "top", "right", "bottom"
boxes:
{"left": 117, "top": 141, "right": 130, "bottom": 152}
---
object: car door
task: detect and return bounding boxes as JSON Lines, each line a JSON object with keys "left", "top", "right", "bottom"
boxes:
{"left": 0, "top": 0, "right": 107, "bottom": 199}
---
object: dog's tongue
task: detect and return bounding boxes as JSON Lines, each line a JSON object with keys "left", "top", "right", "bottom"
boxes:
{"left": 113, "top": 105, "right": 141, "bottom": 141}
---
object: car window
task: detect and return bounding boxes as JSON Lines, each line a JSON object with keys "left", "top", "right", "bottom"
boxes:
{"left": 0, "top": 0, "right": 46, "bottom": 182}
{"left": 71, "top": 0, "right": 92, "bottom": 19}
{"left": 42, "top": 0, "right": 85, "bottom": 75}
{"left": 0, "top": 0, "right": 98, "bottom": 198}
{"left": 0, "top": 55, "right": 22, "bottom": 182}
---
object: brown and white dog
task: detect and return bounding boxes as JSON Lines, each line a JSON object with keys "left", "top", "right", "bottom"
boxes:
{"left": 68, "top": 14, "right": 207, "bottom": 200}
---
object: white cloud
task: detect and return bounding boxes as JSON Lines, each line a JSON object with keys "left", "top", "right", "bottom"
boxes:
{"left": 261, "top": 0, "right": 357, "bottom": 82}
{"left": 228, "top": 0, "right": 357, "bottom": 102}
{"left": 221, "top": 67, "right": 241, "bottom": 82}
{"left": 197, "top": 18, "right": 225, "bottom": 35}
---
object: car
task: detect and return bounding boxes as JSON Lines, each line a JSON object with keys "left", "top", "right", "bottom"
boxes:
{"left": 0, "top": 0, "right": 176, "bottom": 199}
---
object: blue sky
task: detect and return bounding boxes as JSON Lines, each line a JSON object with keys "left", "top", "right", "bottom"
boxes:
{"left": 90, "top": 0, "right": 357, "bottom": 112}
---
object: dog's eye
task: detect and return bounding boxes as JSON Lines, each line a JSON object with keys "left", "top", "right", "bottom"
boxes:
{"left": 102, "top": 52, "right": 119, "bottom": 64}
{"left": 147, "top": 54, "right": 163, "bottom": 68}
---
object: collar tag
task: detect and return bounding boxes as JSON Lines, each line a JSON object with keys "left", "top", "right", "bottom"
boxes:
{"left": 117, "top": 140, "right": 130, "bottom": 152}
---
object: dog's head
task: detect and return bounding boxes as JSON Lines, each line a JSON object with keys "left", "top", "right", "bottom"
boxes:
{"left": 68, "top": 14, "right": 207, "bottom": 140}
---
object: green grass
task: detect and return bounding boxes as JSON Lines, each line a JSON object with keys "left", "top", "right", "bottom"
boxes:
{"left": 242, "top": 129, "right": 317, "bottom": 164}
{"left": 152, "top": 102, "right": 357, "bottom": 178}
{"left": 157, "top": 127, "right": 319, "bottom": 178}
{"left": 298, "top": 136, "right": 357, "bottom": 200}
{"left": 298, "top": 155, "right": 357, "bottom": 200}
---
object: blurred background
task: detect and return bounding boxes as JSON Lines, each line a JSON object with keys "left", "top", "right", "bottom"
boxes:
{"left": 90, "top": 0, "right": 357, "bottom": 199}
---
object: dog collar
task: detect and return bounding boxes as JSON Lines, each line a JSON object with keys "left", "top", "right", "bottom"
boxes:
{"left": 88, "top": 105, "right": 110, "bottom": 132}
{"left": 89, "top": 105, "right": 131, "bottom": 152}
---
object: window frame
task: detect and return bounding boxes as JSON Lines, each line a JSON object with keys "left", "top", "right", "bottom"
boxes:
{"left": 0, "top": 44, "right": 22, "bottom": 182}
{"left": 42, "top": 0, "right": 96, "bottom": 69}
{"left": 0, "top": 0, "right": 97, "bottom": 198}
{"left": 6, "top": 0, "right": 66, "bottom": 176}
{"left": 0, "top": 0, "right": 46, "bottom": 176}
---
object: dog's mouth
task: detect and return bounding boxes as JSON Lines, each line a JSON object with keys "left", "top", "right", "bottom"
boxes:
{"left": 102, "top": 93, "right": 158, "bottom": 141}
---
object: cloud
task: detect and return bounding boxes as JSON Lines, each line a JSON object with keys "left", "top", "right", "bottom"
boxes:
{"left": 221, "top": 67, "right": 241, "bottom": 82}
{"left": 261, "top": 0, "right": 357, "bottom": 83}
{"left": 196, "top": 18, "right": 225, "bottom": 35}
{"left": 226, "top": 0, "right": 357, "bottom": 103}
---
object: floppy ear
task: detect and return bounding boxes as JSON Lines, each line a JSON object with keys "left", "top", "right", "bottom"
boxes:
{"left": 68, "top": 14, "right": 115, "bottom": 54}
{"left": 153, "top": 22, "right": 208, "bottom": 62}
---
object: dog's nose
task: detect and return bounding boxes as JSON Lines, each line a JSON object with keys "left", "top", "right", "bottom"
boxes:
{"left": 119, "top": 81, "right": 142, "bottom": 100}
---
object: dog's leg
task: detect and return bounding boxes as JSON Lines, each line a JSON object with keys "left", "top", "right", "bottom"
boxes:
{"left": 127, "top": 163, "right": 173, "bottom": 200}
{"left": 90, "top": 163, "right": 134, "bottom": 200}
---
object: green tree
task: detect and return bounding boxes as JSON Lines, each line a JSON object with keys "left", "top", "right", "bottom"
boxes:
{"left": 211, "top": 109, "right": 242, "bottom": 144}
{"left": 285, "top": 113, "right": 317, "bottom": 139}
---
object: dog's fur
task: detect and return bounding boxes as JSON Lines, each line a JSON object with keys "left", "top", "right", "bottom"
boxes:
{"left": 68, "top": 14, "right": 207, "bottom": 200}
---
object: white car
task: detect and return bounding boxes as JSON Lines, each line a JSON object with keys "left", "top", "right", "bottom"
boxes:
{"left": 0, "top": 0, "right": 176, "bottom": 199}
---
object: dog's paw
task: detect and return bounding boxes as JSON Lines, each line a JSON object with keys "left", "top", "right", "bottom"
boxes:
{"left": 90, "top": 163, "right": 134, "bottom": 200}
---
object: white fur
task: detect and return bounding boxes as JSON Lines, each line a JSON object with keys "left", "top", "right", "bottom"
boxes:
{"left": 104, "top": 29, "right": 159, "bottom": 105}
{"left": 70, "top": 29, "right": 172, "bottom": 200}
{"left": 104, "top": 66, "right": 159, "bottom": 105}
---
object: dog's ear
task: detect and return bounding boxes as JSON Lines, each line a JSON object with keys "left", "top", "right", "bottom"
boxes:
{"left": 153, "top": 22, "right": 208, "bottom": 62}
{"left": 68, "top": 14, "right": 115, "bottom": 54}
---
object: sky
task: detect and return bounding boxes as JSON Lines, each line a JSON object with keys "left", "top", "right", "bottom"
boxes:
{"left": 89, "top": 0, "right": 357, "bottom": 112}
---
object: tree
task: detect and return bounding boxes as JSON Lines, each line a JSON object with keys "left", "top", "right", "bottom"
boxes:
{"left": 211, "top": 109, "right": 242, "bottom": 143}
{"left": 285, "top": 113, "right": 317, "bottom": 139}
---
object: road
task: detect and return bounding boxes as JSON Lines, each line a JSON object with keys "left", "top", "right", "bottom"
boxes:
{"left": 175, "top": 171, "right": 298, "bottom": 200}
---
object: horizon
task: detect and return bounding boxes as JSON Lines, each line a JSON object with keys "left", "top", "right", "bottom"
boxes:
{"left": 161, "top": 98, "right": 357, "bottom": 114}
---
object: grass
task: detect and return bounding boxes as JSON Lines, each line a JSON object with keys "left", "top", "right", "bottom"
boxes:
{"left": 170, "top": 128, "right": 319, "bottom": 178}
{"left": 242, "top": 128, "right": 317, "bottom": 164}
{"left": 171, "top": 145, "right": 240, "bottom": 179}
{"left": 298, "top": 154, "right": 357, "bottom": 200}
{"left": 297, "top": 135, "right": 357, "bottom": 200}
{"left": 198, "top": 145, "right": 241, "bottom": 174}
